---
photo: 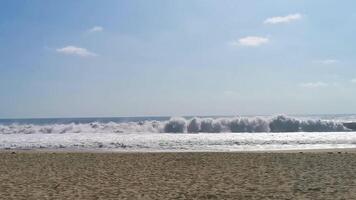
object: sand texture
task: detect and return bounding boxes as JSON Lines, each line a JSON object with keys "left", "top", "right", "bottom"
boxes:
{"left": 1, "top": 151, "right": 356, "bottom": 199}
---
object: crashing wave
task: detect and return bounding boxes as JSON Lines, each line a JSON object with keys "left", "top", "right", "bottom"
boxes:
{"left": 0, "top": 115, "right": 351, "bottom": 134}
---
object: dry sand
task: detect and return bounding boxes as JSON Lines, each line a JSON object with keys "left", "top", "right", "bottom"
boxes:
{"left": 1, "top": 151, "right": 356, "bottom": 199}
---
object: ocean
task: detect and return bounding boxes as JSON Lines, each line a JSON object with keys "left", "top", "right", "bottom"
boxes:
{"left": 1, "top": 114, "right": 356, "bottom": 151}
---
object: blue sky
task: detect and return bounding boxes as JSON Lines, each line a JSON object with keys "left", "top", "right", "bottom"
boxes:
{"left": 1, "top": 0, "right": 356, "bottom": 118}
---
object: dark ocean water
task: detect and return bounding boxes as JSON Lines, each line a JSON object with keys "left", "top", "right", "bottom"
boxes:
{"left": 1, "top": 114, "right": 355, "bottom": 125}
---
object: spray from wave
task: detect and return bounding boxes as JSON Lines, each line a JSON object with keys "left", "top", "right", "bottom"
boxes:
{"left": 0, "top": 115, "right": 351, "bottom": 134}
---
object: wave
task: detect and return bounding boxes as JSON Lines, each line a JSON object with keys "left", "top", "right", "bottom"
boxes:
{"left": 165, "top": 115, "right": 348, "bottom": 133}
{"left": 0, "top": 121, "right": 163, "bottom": 134}
{"left": 0, "top": 115, "right": 351, "bottom": 134}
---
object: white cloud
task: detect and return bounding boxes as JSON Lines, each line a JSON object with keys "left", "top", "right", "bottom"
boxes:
{"left": 88, "top": 26, "right": 103, "bottom": 32}
{"left": 300, "top": 81, "right": 328, "bottom": 88}
{"left": 264, "top": 13, "right": 302, "bottom": 24}
{"left": 351, "top": 79, "right": 356, "bottom": 83}
{"left": 56, "top": 46, "right": 97, "bottom": 57}
{"left": 230, "top": 36, "right": 269, "bottom": 47}
{"left": 314, "top": 59, "right": 339, "bottom": 65}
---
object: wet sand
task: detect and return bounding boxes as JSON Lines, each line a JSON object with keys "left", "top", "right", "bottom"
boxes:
{"left": 1, "top": 151, "right": 356, "bottom": 199}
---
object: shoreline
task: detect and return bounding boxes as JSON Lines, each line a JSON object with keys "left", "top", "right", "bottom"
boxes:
{"left": 2, "top": 147, "right": 356, "bottom": 154}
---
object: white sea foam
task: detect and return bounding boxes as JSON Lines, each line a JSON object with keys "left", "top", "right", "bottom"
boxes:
{"left": 0, "top": 115, "right": 355, "bottom": 151}
{"left": 1, "top": 132, "right": 356, "bottom": 151}
{"left": 0, "top": 121, "right": 163, "bottom": 134}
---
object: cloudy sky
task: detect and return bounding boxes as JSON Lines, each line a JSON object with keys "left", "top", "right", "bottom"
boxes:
{"left": 1, "top": 0, "right": 356, "bottom": 118}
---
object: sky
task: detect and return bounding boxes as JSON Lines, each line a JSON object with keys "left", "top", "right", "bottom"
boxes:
{"left": 1, "top": 0, "right": 356, "bottom": 118}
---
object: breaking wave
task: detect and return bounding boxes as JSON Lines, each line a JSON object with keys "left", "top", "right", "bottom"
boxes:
{"left": 0, "top": 115, "right": 351, "bottom": 134}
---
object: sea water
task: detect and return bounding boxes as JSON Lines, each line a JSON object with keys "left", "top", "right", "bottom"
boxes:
{"left": 1, "top": 114, "right": 356, "bottom": 151}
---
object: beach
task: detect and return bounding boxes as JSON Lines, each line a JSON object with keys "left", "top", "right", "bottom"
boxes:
{"left": 1, "top": 151, "right": 356, "bottom": 199}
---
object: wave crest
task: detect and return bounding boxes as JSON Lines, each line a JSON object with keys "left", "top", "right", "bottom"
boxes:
{"left": 166, "top": 115, "right": 349, "bottom": 133}
{"left": 0, "top": 115, "right": 351, "bottom": 134}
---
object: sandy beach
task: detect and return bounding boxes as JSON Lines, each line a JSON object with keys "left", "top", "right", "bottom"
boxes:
{"left": 1, "top": 151, "right": 356, "bottom": 199}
